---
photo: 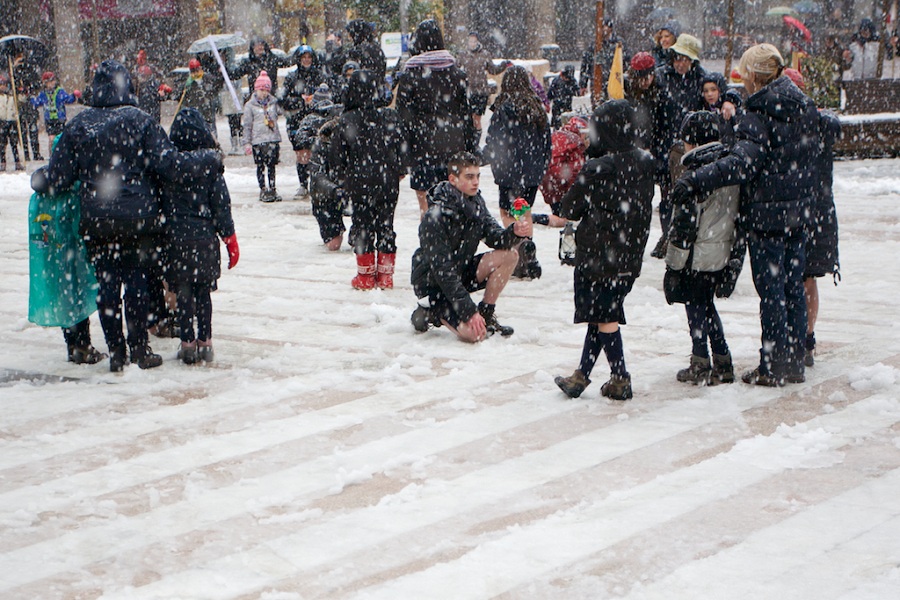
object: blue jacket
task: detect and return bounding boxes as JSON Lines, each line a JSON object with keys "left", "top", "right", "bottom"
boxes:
{"left": 685, "top": 76, "right": 820, "bottom": 232}
{"left": 31, "top": 86, "right": 77, "bottom": 123}
{"left": 485, "top": 101, "right": 552, "bottom": 190}
{"left": 45, "top": 60, "right": 221, "bottom": 234}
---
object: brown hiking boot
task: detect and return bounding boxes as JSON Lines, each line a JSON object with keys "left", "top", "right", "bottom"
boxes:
{"left": 600, "top": 374, "right": 633, "bottom": 401}
{"left": 555, "top": 370, "right": 591, "bottom": 398}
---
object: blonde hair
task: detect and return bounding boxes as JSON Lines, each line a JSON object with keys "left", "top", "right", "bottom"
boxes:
{"left": 738, "top": 44, "right": 784, "bottom": 87}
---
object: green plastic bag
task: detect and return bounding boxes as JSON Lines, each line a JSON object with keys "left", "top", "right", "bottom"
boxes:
{"left": 27, "top": 184, "right": 99, "bottom": 328}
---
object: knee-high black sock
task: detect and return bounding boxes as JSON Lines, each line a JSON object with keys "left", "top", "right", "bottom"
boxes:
{"left": 599, "top": 329, "right": 627, "bottom": 377}
{"left": 256, "top": 163, "right": 266, "bottom": 189}
{"left": 577, "top": 324, "right": 603, "bottom": 379}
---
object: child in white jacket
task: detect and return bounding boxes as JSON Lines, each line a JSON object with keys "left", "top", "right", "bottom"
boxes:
{"left": 242, "top": 70, "right": 283, "bottom": 202}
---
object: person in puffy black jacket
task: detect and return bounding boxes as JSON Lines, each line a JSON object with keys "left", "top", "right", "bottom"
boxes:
{"left": 309, "top": 113, "right": 346, "bottom": 251}
{"left": 554, "top": 100, "right": 655, "bottom": 401}
{"left": 280, "top": 45, "right": 327, "bottom": 196}
{"left": 410, "top": 152, "right": 532, "bottom": 342}
{"left": 395, "top": 19, "right": 470, "bottom": 215}
{"left": 803, "top": 110, "right": 841, "bottom": 368}
{"left": 328, "top": 70, "right": 406, "bottom": 290}
{"left": 673, "top": 44, "right": 820, "bottom": 386}
{"left": 43, "top": 60, "right": 222, "bottom": 371}
{"left": 163, "top": 108, "right": 238, "bottom": 365}
{"left": 344, "top": 20, "right": 387, "bottom": 90}
{"left": 231, "top": 36, "right": 291, "bottom": 94}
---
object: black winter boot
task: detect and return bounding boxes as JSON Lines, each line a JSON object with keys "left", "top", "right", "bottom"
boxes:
{"left": 710, "top": 352, "right": 735, "bottom": 385}
{"left": 600, "top": 373, "right": 633, "bottom": 400}
{"left": 741, "top": 367, "right": 783, "bottom": 387}
{"left": 555, "top": 370, "right": 591, "bottom": 398}
{"left": 109, "top": 344, "right": 128, "bottom": 372}
{"left": 478, "top": 302, "right": 514, "bottom": 337}
{"left": 650, "top": 235, "right": 668, "bottom": 259}
{"left": 130, "top": 345, "right": 163, "bottom": 370}
{"left": 676, "top": 355, "right": 712, "bottom": 385}
{"left": 68, "top": 344, "right": 108, "bottom": 365}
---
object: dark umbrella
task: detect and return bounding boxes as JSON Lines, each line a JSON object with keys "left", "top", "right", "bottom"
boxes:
{"left": 0, "top": 35, "right": 50, "bottom": 69}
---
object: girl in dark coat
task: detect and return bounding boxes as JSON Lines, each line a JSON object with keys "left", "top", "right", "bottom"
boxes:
{"left": 328, "top": 70, "right": 406, "bottom": 290}
{"left": 164, "top": 108, "right": 239, "bottom": 364}
{"left": 554, "top": 100, "right": 655, "bottom": 401}
{"left": 395, "top": 19, "right": 470, "bottom": 215}
{"left": 673, "top": 44, "right": 820, "bottom": 386}
{"left": 804, "top": 111, "right": 841, "bottom": 367}
{"left": 484, "top": 65, "right": 551, "bottom": 279}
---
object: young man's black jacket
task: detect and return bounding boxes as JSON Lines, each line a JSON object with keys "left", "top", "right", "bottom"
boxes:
{"left": 559, "top": 100, "right": 655, "bottom": 280}
{"left": 681, "top": 76, "right": 820, "bottom": 233}
{"left": 411, "top": 181, "right": 523, "bottom": 322}
{"left": 231, "top": 37, "right": 291, "bottom": 92}
{"left": 280, "top": 53, "right": 326, "bottom": 128}
{"left": 344, "top": 20, "right": 387, "bottom": 84}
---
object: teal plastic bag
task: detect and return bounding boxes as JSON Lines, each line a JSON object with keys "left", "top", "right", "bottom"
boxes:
{"left": 27, "top": 184, "right": 99, "bottom": 328}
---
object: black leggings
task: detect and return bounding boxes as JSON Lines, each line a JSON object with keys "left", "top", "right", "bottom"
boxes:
{"left": 174, "top": 281, "right": 213, "bottom": 342}
{"left": 0, "top": 121, "right": 20, "bottom": 163}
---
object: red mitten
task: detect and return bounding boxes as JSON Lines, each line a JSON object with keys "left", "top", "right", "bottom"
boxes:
{"left": 73, "top": 89, "right": 82, "bottom": 99}
{"left": 223, "top": 234, "right": 240, "bottom": 269}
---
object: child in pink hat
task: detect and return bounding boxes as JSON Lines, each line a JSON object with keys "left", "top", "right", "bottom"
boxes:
{"left": 242, "top": 70, "right": 284, "bottom": 202}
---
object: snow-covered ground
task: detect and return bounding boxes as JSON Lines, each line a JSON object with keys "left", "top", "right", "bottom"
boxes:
{"left": 1, "top": 128, "right": 899, "bottom": 599}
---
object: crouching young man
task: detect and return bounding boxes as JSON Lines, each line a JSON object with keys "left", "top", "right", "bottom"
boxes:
{"left": 410, "top": 152, "right": 531, "bottom": 342}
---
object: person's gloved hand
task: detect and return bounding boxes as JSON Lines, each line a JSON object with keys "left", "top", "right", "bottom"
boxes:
{"left": 715, "top": 258, "right": 742, "bottom": 298}
{"left": 73, "top": 89, "right": 82, "bottom": 100}
{"left": 30, "top": 165, "right": 50, "bottom": 194}
{"left": 223, "top": 234, "right": 240, "bottom": 269}
{"left": 670, "top": 175, "right": 695, "bottom": 207}
{"left": 244, "top": 145, "right": 253, "bottom": 156}
{"left": 158, "top": 83, "right": 173, "bottom": 96}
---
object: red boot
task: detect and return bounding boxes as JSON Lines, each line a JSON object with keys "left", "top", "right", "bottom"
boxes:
{"left": 376, "top": 252, "right": 396, "bottom": 289}
{"left": 352, "top": 252, "right": 376, "bottom": 290}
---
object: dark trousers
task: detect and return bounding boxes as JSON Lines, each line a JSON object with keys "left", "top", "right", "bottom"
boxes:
{"left": 0, "top": 121, "right": 20, "bottom": 164}
{"left": 20, "top": 112, "right": 40, "bottom": 159}
{"left": 227, "top": 114, "right": 242, "bottom": 138}
{"left": 684, "top": 280, "right": 729, "bottom": 359}
{"left": 349, "top": 179, "right": 399, "bottom": 254}
{"left": 86, "top": 236, "right": 156, "bottom": 352}
{"left": 174, "top": 281, "right": 213, "bottom": 342}
{"left": 62, "top": 317, "right": 92, "bottom": 348}
{"left": 748, "top": 227, "right": 807, "bottom": 378}
{"left": 658, "top": 181, "right": 672, "bottom": 238}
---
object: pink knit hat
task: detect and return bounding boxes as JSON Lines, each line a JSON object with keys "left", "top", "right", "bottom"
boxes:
{"left": 255, "top": 70, "right": 272, "bottom": 91}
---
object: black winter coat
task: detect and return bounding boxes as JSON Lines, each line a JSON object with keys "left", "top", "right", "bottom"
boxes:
{"left": 806, "top": 111, "right": 841, "bottom": 277}
{"left": 328, "top": 71, "right": 406, "bottom": 195}
{"left": 625, "top": 77, "right": 678, "bottom": 179}
{"left": 656, "top": 63, "right": 742, "bottom": 132}
{"left": 411, "top": 181, "right": 522, "bottom": 322}
{"left": 395, "top": 57, "right": 469, "bottom": 166}
{"left": 280, "top": 61, "right": 326, "bottom": 129}
{"left": 686, "top": 76, "right": 820, "bottom": 233}
{"left": 163, "top": 108, "right": 235, "bottom": 285}
{"left": 485, "top": 101, "right": 551, "bottom": 190}
{"left": 231, "top": 38, "right": 291, "bottom": 93}
{"left": 560, "top": 100, "right": 655, "bottom": 280}
{"left": 46, "top": 60, "right": 221, "bottom": 239}
{"left": 547, "top": 74, "right": 581, "bottom": 118}
{"left": 345, "top": 20, "right": 387, "bottom": 84}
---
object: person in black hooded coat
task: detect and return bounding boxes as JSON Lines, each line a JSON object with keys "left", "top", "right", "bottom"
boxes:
{"left": 672, "top": 44, "right": 820, "bottom": 386}
{"left": 42, "top": 60, "right": 222, "bottom": 371}
{"left": 803, "top": 111, "right": 841, "bottom": 368}
{"left": 395, "top": 19, "right": 470, "bottom": 216}
{"left": 280, "top": 45, "right": 327, "bottom": 195}
{"left": 163, "top": 108, "right": 238, "bottom": 364}
{"left": 231, "top": 36, "right": 291, "bottom": 93}
{"left": 554, "top": 100, "right": 655, "bottom": 402}
{"left": 344, "top": 20, "right": 387, "bottom": 88}
{"left": 328, "top": 70, "right": 407, "bottom": 290}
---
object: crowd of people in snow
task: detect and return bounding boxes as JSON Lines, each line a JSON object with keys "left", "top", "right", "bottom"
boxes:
{"left": 16, "top": 15, "right": 846, "bottom": 401}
